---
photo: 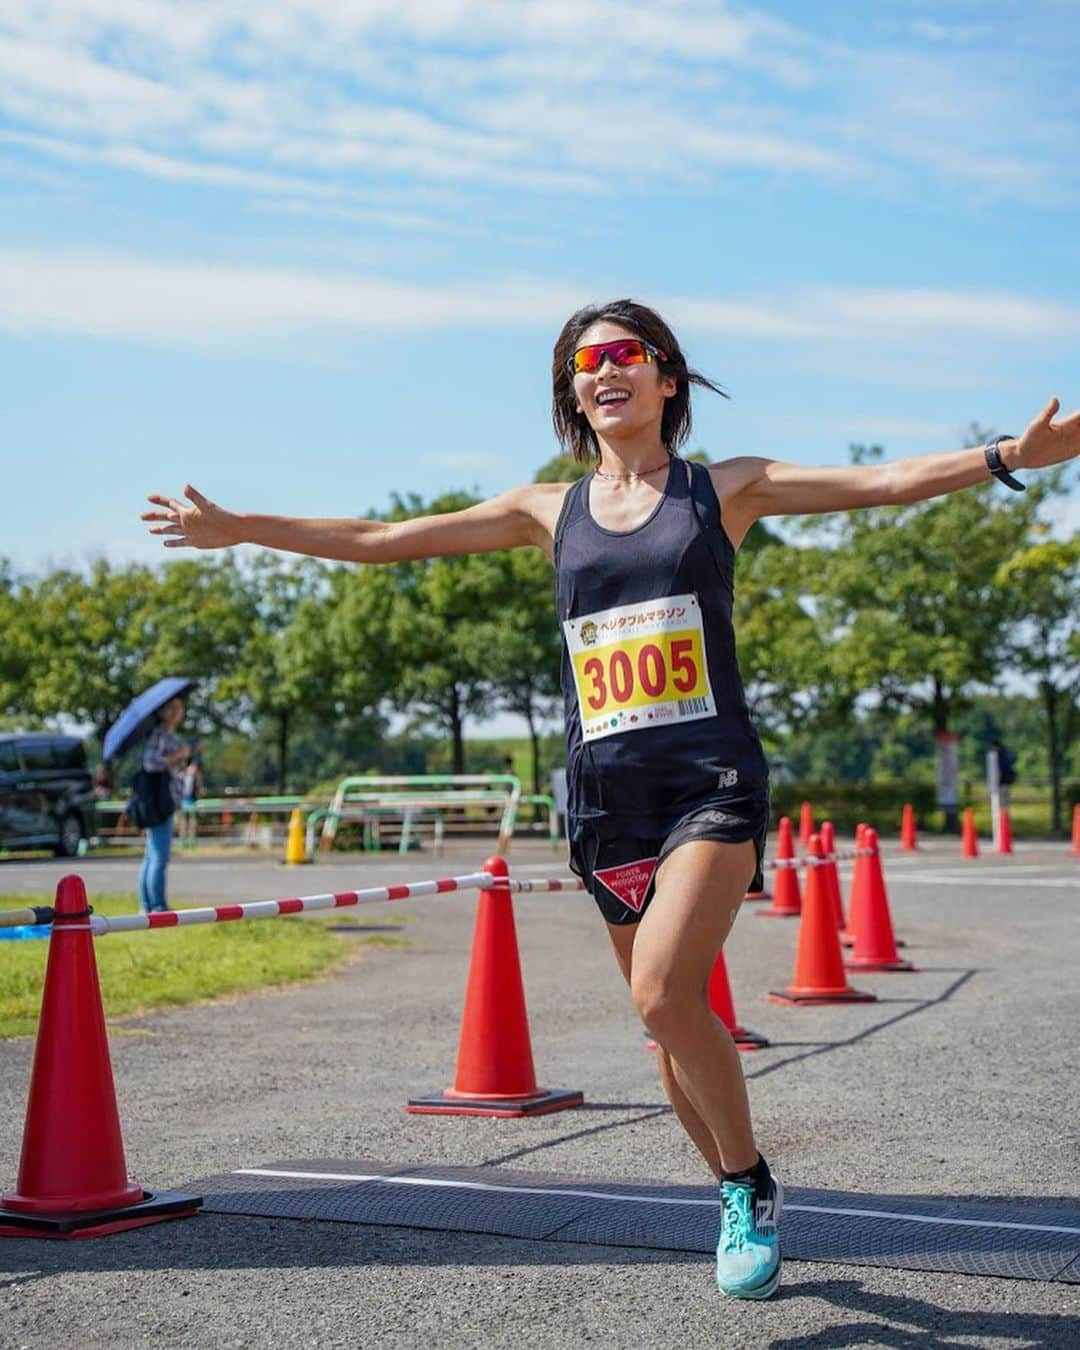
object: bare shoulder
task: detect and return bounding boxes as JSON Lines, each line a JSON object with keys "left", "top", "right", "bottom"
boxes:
{"left": 705, "top": 457, "right": 772, "bottom": 548}
{"left": 513, "top": 480, "right": 577, "bottom": 558}
{"left": 705, "top": 456, "right": 771, "bottom": 503}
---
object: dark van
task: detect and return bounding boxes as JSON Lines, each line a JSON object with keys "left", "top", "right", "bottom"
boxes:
{"left": 0, "top": 734, "right": 97, "bottom": 857}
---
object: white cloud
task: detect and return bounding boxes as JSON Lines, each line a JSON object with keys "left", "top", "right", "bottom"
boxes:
{"left": 806, "top": 287, "right": 1080, "bottom": 339}
{"left": 910, "top": 19, "right": 992, "bottom": 44}
{"left": 2, "top": 247, "right": 1077, "bottom": 354}
{"left": 0, "top": 0, "right": 871, "bottom": 209}
{"left": 0, "top": 248, "right": 584, "bottom": 341}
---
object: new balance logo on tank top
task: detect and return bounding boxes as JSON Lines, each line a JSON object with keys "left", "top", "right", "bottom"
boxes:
{"left": 554, "top": 458, "right": 768, "bottom": 842}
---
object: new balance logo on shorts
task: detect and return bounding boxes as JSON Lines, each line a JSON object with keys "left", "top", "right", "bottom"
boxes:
{"left": 717, "top": 768, "right": 739, "bottom": 788}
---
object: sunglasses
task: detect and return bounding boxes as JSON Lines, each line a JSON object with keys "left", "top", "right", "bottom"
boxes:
{"left": 567, "top": 338, "right": 668, "bottom": 377}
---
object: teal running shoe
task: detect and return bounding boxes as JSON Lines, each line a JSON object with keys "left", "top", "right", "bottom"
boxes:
{"left": 715, "top": 1170, "right": 783, "bottom": 1299}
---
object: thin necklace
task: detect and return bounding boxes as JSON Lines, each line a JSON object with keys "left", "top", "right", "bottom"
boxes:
{"left": 593, "top": 453, "right": 673, "bottom": 481}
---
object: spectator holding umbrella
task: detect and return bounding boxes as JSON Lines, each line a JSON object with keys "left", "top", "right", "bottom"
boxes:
{"left": 137, "top": 697, "right": 189, "bottom": 911}
{"left": 103, "top": 676, "right": 195, "bottom": 914}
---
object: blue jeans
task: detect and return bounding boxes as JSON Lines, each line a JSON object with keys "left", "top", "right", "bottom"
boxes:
{"left": 139, "top": 816, "right": 174, "bottom": 913}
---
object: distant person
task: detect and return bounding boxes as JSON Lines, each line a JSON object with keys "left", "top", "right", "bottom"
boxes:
{"left": 138, "top": 696, "right": 189, "bottom": 913}
{"left": 178, "top": 738, "right": 204, "bottom": 844}
{"left": 990, "top": 738, "right": 1017, "bottom": 806}
{"left": 92, "top": 763, "right": 114, "bottom": 801}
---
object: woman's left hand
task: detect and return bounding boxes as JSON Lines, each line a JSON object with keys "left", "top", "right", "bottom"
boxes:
{"left": 1014, "top": 398, "right": 1080, "bottom": 471}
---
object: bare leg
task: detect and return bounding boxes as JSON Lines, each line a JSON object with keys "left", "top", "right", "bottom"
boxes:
{"left": 605, "top": 921, "right": 723, "bottom": 1177}
{"left": 631, "top": 839, "right": 759, "bottom": 1174}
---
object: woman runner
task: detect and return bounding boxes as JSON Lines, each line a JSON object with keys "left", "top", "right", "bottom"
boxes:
{"left": 144, "top": 299, "right": 1080, "bottom": 1299}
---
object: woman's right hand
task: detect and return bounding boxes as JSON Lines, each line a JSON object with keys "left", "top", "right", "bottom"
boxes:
{"left": 142, "top": 485, "right": 243, "bottom": 550}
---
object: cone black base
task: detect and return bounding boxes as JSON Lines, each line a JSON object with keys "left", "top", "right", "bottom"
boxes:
{"left": 731, "top": 1025, "right": 770, "bottom": 1049}
{"left": 406, "top": 1088, "right": 584, "bottom": 1118}
{"left": 846, "top": 956, "right": 917, "bottom": 972}
{"left": 768, "top": 987, "right": 876, "bottom": 1006}
{"left": 0, "top": 1189, "right": 201, "bottom": 1239}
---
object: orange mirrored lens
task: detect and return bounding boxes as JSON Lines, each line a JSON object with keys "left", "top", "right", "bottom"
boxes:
{"left": 571, "top": 339, "right": 651, "bottom": 375}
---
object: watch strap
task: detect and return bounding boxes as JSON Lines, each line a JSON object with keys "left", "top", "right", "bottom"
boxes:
{"left": 984, "top": 435, "right": 1025, "bottom": 492}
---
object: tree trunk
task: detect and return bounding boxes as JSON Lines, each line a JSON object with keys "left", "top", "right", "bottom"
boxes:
{"left": 1040, "top": 679, "right": 1062, "bottom": 834}
{"left": 277, "top": 707, "right": 290, "bottom": 793}
{"left": 523, "top": 704, "right": 540, "bottom": 799}
{"left": 449, "top": 687, "right": 465, "bottom": 775}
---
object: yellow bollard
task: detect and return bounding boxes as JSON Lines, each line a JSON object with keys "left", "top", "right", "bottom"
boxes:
{"left": 284, "top": 809, "right": 308, "bottom": 865}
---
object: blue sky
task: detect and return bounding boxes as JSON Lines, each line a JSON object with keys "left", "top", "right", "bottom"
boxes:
{"left": 2, "top": 0, "right": 1078, "bottom": 580}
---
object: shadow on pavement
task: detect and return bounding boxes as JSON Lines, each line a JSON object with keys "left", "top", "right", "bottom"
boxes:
{"left": 746, "top": 970, "right": 977, "bottom": 1083}
{"left": 767, "top": 1276, "right": 1080, "bottom": 1347}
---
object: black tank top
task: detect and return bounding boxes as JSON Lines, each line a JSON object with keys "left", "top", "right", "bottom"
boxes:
{"left": 553, "top": 457, "right": 768, "bottom": 840}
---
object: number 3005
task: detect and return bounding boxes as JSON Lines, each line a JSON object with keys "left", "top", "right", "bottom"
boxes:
{"left": 582, "top": 638, "right": 698, "bottom": 710}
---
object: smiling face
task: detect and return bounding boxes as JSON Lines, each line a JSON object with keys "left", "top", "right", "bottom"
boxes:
{"left": 572, "top": 320, "right": 677, "bottom": 449}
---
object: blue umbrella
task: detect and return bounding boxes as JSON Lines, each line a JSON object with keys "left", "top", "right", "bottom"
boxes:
{"left": 103, "top": 676, "right": 197, "bottom": 761}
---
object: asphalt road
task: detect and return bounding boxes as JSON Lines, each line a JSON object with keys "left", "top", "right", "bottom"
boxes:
{"left": 1, "top": 837, "right": 1078, "bottom": 1348}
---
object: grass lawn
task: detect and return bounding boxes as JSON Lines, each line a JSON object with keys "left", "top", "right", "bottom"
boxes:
{"left": 0, "top": 895, "right": 408, "bottom": 1039}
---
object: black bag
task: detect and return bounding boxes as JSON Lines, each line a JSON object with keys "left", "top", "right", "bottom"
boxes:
{"left": 127, "top": 769, "right": 175, "bottom": 829}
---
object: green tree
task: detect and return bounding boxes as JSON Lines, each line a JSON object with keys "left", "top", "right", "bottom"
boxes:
{"left": 228, "top": 554, "right": 332, "bottom": 790}
{"left": 367, "top": 489, "right": 507, "bottom": 773}
{"left": 24, "top": 561, "right": 156, "bottom": 745}
{"left": 804, "top": 443, "right": 1057, "bottom": 827}
{"left": 137, "top": 555, "right": 262, "bottom": 738}
{"left": 475, "top": 547, "right": 562, "bottom": 794}
{"left": 996, "top": 535, "right": 1080, "bottom": 831}
{"left": 0, "top": 562, "right": 36, "bottom": 726}
{"left": 734, "top": 539, "right": 837, "bottom": 741}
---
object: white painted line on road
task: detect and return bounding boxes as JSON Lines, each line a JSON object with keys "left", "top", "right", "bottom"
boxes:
{"left": 889, "top": 874, "right": 1077, "bottom": 888}
{"left": 234, "top": 1168, "right": 1080, "bottom": 1236}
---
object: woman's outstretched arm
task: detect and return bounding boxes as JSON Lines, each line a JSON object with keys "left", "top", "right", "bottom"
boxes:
{"left": 718, "top": 397, "right": 1080, "bottom": 541}
{"left": 142, "top": 482, "right": 556, "bottom": 562}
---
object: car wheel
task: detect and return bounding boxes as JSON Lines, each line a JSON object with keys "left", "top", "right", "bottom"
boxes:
{"left": 55, "top": 812, "right": 84, "bottom": 858}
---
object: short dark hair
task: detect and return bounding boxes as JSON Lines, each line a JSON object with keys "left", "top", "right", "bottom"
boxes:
{"left": 551, "top": 299, "right": 728, "bottom": 462}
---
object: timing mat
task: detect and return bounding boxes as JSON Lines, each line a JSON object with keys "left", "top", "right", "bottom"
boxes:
{"left": 187, "top": 1158, "right": 1080, "bottom": 1283}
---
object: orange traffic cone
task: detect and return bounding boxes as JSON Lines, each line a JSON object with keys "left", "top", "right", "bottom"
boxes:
{"left": 798, "top": 800, "right": 814, "bottom": 847}
{"left": 900, "top": 803, "right": 918, "bottom": 851}
{"left": 845, "top": 828, "right": 916, "bottom": 972}
{"left": 961, "top": 807, "right": 979, "bottom": 858}
{"left": 769, "top": 836, "right": 875, "bottom": 1006}
{"left": 0, "top": 876, "right": 200, "bottom": 1238}
{"left": 997, "top": 808, "right": 1014, "bottom": 855}
{"left": 757, "top": 816, "right": 801, "bottom": 918}
{"left": 840, "top": 823, "right": 868, "bottom": 946}
{"left": 820, "top": 820, "right": 845, "bottom": 929}
{"left": 407, "top": 857, "right": 583, "bottom": 1117}
{"left": 1071, "top": 804, "right": 1080, "bottom": 857}
{"left": 709, "top": 951, "right": 769, "bottom": 1050}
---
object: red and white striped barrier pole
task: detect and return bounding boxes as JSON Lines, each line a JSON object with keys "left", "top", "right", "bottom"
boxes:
{"left": 5, "top": 871, "right": 589, "bottom": 937}
{"left": 767, "top": 846, "right": 867, "bottom": 871}
{"left": 87, "top": 872, "right": 496, "bottom": 936}
{"left": 492, "top": 878, "right": 585, "bottom": 893}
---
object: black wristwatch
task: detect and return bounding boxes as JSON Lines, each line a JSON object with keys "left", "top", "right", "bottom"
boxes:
{"left": 984, "top": 434, "right": 1025, "bottom": 492}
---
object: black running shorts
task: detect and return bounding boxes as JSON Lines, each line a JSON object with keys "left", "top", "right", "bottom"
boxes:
{"left": 569, "top": 790, "right": 770, "bottom": 926}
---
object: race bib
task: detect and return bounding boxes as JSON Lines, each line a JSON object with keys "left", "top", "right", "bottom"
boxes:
{"left": 563, "top": 593, "right": 716, "bottom": 741}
